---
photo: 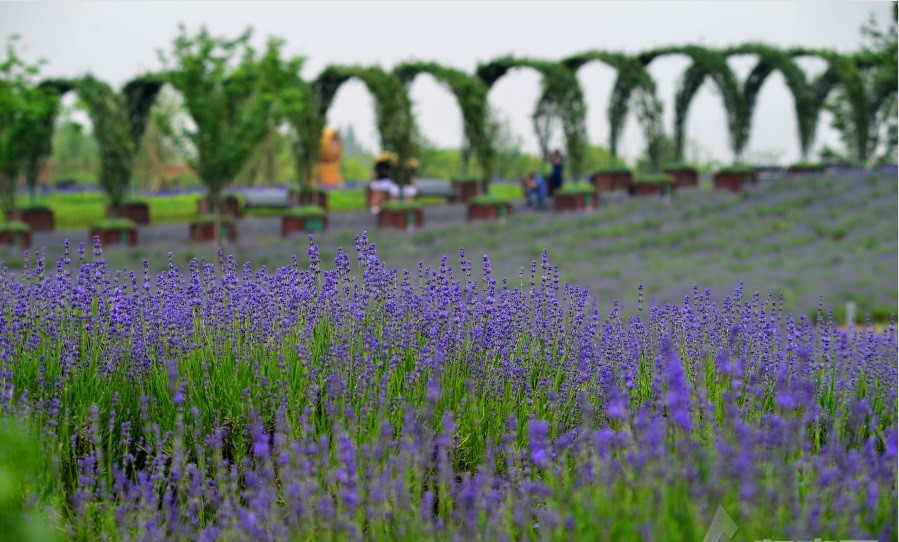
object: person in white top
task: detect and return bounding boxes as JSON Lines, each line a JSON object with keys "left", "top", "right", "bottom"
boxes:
{"left": 369, "top": 153, "right": 399, "bottom": 213}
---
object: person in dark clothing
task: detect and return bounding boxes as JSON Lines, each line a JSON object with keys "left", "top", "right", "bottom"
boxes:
{"left": 548, "top": 149, "right": 564, "bottom": 196}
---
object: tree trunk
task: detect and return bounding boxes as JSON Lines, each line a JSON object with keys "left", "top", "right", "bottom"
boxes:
{"left": 211, "top": 187, "right": 222, "bottom": 253}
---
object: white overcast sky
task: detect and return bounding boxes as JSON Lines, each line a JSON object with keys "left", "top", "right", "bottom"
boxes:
{"left": 1, "top": 1, "right": 893, "bottom": 166}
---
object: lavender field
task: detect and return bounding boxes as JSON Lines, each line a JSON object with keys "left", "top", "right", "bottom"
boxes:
{"left": 1, "top": 216, "right": 896, "bottom": 539}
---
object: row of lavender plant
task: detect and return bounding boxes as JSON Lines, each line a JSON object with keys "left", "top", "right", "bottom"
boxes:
{"left": 0, "top": 233, "right": 895, "bottom": 541}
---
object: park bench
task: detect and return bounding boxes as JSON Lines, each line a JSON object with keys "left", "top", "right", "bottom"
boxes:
{"left": 241, "top": 188, "right": 291, "bottom": 210}
{"left": 415, "top": 179, "right": 457, "bottom": 202}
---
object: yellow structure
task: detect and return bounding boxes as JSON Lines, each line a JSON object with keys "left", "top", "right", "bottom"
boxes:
{"left": 314, "top": 128, "right": 343, "bottom": 186}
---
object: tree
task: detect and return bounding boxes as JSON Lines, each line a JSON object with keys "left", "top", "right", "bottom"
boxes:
{"left": 0, "top": 36, "right": 57, "bottom": 223}
{"left": 823, "top": 10, "right": 897, "bottom": 165}
{"left": 158, "top": 25, "right": 282, "bottom": 246}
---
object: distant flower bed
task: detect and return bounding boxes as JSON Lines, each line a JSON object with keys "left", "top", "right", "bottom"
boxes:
{"left": 1, "top": 235, "right": 895, "bottom": 540}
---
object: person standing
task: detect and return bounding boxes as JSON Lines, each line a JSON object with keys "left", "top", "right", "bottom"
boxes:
{"left": 548, "top": 149, "right": 564, "bottom": 196}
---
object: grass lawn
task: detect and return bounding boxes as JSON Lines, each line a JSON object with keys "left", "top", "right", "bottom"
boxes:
{"left": 31, "top": 183, "right": 524, "bottom": 228}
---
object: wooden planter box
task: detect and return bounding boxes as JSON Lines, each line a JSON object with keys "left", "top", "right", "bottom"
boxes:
{"left": 713, "top": 172, "right": 751, "bottom": 192}
{"left": 189, "top": 221, "right": 238, "bottom": 243}
{"left": 630, "top": 182, "right": 672, "bottom": 197}
{"left": 90, "top": 227, "right": 138, "bottom": 248}
{"left": 663, "top": 169, "right": 698, "bottom": 189}
{"left": 197, "top": 195, "right": 243, "bottom": 218}
{"left": 0, "top": 230, "right": 31, "bottom": 250}
{"left": 467, "top": 202, "right": 513, "bottom": 221}
{"left": 365, "top": 187, "right": 393, "bottom": 210}
{"left": 13, "top": 207, "right": 54, "bottom": 232}
{"left": 592, "top": 171, "right": 633, "bottom": 191}
{"left": 289, "top": 190, "right": 329, "bottom": 210}
{"left": 554, "top": 192, "right": 599, "bottom": 212}
{"left": 451, "top": 180, "right": 485, "bottom": 203}
{"left": 106, "top": 202, "right": 150, "bottom": 225}
{"left": 281, "top": 214, "right": 328, "bottom": 237}
{"left": 377, "top": 208, "right": 423, "bottom": 230}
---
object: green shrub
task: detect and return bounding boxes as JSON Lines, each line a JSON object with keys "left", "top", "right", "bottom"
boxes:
{"left": 558, "top": 182, "right": 596, "bottom": 194}
{"left": 634, "top": 173, "right": 674, "bottom": 184}
{"left": 470, "top": 194, "right": 513, "bottom": 205}
{"left": 283, "top": 205, "right": 326, "bottom": 218}
{"left": 594, "top": 166, "right": 632, "bottom": 174}
{"left": 718, "top": 165, "right": 755, "bottom": 174}
{"left": 662, "top": 162, "right": 698, "bottom": 172}
{"left": 0, "top": 221, "right": 30, "bottom": 233}
{"left": 91, "top": 218, "right": 137, "bottom": 230}
{"left": 381, "top": 201, "right": 421, "bottom": 212}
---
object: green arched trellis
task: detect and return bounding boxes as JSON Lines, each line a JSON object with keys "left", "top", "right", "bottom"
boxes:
{"left": 722, "top": 44, "right": 816, "bottom": 161}
{"left": 313, "top": 66, "right": 416, "bottom": 184}
{"left": 789, "top": 48, "right": 871, "bottom": 164}
{"left": 563, "top": 51, "right": 663, "bottom": 169}
{"left": 394, "top": 61, "right": 494, "bottom": 180}
{"left": 31, "top": 77, "right": 146, "bottom": 215}
{"left": 477, "top": 56, "right": 588, "bottom": 179}
{"left": 637, "top": 46, "right": 746, "bottom": 162}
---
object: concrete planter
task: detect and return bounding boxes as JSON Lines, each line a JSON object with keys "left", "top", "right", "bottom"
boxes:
{"left": 377, "top": 208, "right": 423, "bottom": 230}
{"left": 592, "top": 171, "right": 633, "bottom": 191}
{"left": 197, "top": 195, "right": 243, "bottom": 219}
{"left": 281, "top": 214, "right": 328, "bottom": 237}
{"left": 189, "top": 220, "right": 238, "bottom": 243}
{"left": 14, "top": 207, "right": 54, "bottom": 232}
{"left": 90, "top": 227, "right": 138, "bottom": 248}
{"left": 106, "top": 202, "right": 150, "bottom": 225}
{"left": 0, "top": 230, "right": 31, "bottom": 250}
{"left": 554, "top": 192, "right": 599, "bottom": 212}
{"left": 451, "top": 180, "right": 486, "bottom": 203}
{"left": 467, "top": 201, "right": 513, "bottom": 221}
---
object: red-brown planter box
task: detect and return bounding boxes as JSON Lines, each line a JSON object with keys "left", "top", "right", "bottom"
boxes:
{"left": 13, "top": 207, "right": 54, "bottom": 232}
{"left": 630, "top": 182, "right": 672, "bottom": 197}
{"left": 377, "top": 208, "right": 423, "bottom": 230}
{"left": 365, "top": 186, "right": 393, "bottom": 210}
{"left": 281, "top": 214, "right": 328, "bottom": 237}
{"left": 0, "top": 230, "right": 31, "bottom": 250}
{"left": 592, "top": 171, "right": 633, "bottom": 191}
{"left": 467, "top": 202, "right": 513, "bottom": 221}
{"left": 713, "top": 172, "right": 751, "bottom": 192}
{"left": 197, "top": 195, "right": 243, "bottom": 218}
{"left": 554, "top": 192, "right": 600, "bottom": 212}
{"left": 106, "top": 202, "right": 150, "bottom": 225}
{"left": 90, "top": 227, "right": 138, "bottom": 248}
{"left": 451, "top": 180, "right": 485, "bottom": 203}
{"left": 663, "top": 168, "right": 698, "bottom": 189}
{"left": 189, "top": 221, "right": 238, "bottom": 243}
{"left": 289, "top": 190, "right": 329, "bottom": 210}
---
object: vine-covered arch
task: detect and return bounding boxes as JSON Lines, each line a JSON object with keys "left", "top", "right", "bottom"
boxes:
{"left": 563, "top": 51, "right": 663, "bottom": 168}
{"left": 722, "top": 44, "right": 816, "bottom": 160}
{"left": 789, "top": 48, "right": 870, "bottom": 163}
{"left": 394, "top": 62, "right": 494, "bottom": 179}
{"left": 121, "top": 77, "right": 166, "bottom": 146}
{"left": 313, "top": 66, "right": 415, "bottom": 183}
{"left": 477, "top": 56, "right": 588, "bottom": 179}
{"left": 638, "top": 46, "right": 746, "bottom": 161}
{"left": 33, "top": 75, "right": 136, "bottom": 211}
